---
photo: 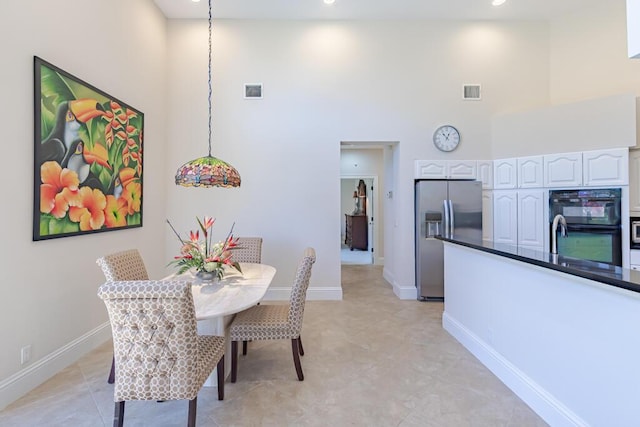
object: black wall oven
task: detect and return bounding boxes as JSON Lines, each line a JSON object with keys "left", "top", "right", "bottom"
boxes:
{"left": 549, "top": 188, "right": 622, "bottom": 266}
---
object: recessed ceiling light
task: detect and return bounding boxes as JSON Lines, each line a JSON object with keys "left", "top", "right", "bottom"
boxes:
{"left": 324, "top": 0, "right": 336, "bottom": 4}
{"left": 492, "top": 0, "right": 506, "bottom": 5}
{"left": 191, "top": 0, "right": 201, "bottom": 3}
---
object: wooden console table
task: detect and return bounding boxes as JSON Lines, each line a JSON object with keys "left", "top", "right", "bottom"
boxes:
{"left": 345, "top": 214, "right": 368, "bottom": 250}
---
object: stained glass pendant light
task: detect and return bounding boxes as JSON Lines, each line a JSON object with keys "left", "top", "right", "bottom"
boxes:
{"left": 175, "top": 0, "right": 241, "bottom": 188}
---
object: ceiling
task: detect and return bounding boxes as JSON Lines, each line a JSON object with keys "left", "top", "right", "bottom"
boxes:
{"left": 153, "top": 0, "right": 601, "bottom": 21}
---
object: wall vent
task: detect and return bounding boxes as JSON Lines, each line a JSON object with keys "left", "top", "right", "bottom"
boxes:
{"left": 462, "top": 84, "right": 482, "bottom": 100}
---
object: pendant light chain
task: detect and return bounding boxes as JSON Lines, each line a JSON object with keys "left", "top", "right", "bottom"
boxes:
{"left": 173, "top": 0, "right": 241, "bottom": 188}
{"left": 207, "top": 0, "right": 213, "bottom": 157}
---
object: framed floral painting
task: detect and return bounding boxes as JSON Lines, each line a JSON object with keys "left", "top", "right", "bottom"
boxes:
{"left": 33, "top": 56, "right": 143, "bottom": 241}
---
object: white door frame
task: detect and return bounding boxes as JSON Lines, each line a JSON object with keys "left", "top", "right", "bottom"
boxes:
{"left": 340, "top": 174, "right": 379, "bottom": 265}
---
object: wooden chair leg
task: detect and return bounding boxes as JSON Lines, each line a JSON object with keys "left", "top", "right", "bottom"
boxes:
{"left": 217, "top": 356, "right": 224, "bottom": 400}
{"left": 242, "top": 340, "right": 248, "bottom": 355}
{"left": 113, "top": 401, "right": 125, "bottom": 427}
{"left": 291, "top": 338, "right": 304, "bottom": 381}
{"left": 107, "top": 355, "right": 115, "bottom": 384}
{"left": 187, "top": 397, "right": 197, "bottom": 427}
{"left": 298, "top": 335, "right": 304, "bottom": 356}
{"left": 231, "top": 341, "right": 238, "bottom": 383}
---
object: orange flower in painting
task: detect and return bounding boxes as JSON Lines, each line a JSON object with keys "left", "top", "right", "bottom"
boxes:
{"left": 104, "top": 195, "right": 128, "bottom": 228}
{"left": 40, "top": 161, "right": 79, "bottom": 218}
{"left": 122, "top": 181, "right": 141, "bottom": 215}
{"left": 68, "top": 187, "right": 107, "bottom": 231}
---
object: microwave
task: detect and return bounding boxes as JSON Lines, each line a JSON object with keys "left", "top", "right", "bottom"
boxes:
{"left": 631, "top": 217, "right": 640, "bottom": 248}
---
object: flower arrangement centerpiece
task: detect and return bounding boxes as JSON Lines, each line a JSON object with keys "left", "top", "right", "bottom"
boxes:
{"left": 167, "top": 216, "right": 242, "bottom": 281}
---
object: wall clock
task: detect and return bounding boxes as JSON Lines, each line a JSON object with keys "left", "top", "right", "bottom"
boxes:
{"left": 433, "top": 125, "right": 460, "bottom": 152}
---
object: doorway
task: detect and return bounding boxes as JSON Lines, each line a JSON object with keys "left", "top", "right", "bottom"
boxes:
{"left": 341, "top": 177, "right": 375, "bottom": 265}
{"left": 340, "top": 143, "right": 389, "bottom": 266}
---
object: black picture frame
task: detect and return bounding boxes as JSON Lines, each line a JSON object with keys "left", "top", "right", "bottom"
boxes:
{"left": 33, "top": 56, "right": 144, "bottom": 241}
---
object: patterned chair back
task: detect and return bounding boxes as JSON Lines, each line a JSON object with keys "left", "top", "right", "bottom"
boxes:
{"left": 233, "top": 237, "right": 263, "bottom": 263}
{"left": 287, "top": 248, "right": 316, "bottom": 335}
{"left": 97, "top": 280, "right": 200, "bottom": 401}
{"left": 96, "top": 249, "right": 149, "bottom": 281}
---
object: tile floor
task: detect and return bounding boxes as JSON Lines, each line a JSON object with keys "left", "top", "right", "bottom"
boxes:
{"left": 0, "top": 265, "right": 547, "bottom": 426}
{"left": 340, "top": 245, "right": 371, "bottom": 265}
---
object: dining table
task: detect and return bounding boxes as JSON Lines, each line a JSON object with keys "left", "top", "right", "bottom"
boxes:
{"left": 166, "top": 262, "right": 277, "bottom": 386}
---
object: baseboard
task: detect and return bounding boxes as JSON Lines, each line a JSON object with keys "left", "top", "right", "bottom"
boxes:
{"left": 442, "top": 312, "right": 588, "bottom": 427}
{"left": 264, "top": 286, "right": 343, "bottom": 301}
{"left": 0, "top": 322, "right": 112, "bottom": 411}
{"left": 384, "top": 268, "right": 416, "bottom": 300}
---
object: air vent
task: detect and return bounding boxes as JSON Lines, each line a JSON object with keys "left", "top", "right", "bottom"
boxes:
{"left": 462, "top": 84, "right": 482, "bottom": 100}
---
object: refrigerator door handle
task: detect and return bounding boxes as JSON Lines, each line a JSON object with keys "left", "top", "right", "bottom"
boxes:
{"left": 448, "top": 200, "right": 455, "bottom": 236}
{"left": 443, "top": 199, "right": 450, "bottom": 237}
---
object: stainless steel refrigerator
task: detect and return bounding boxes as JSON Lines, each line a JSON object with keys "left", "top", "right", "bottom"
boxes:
{"left": 415, "top": 180, "right": 482, "bottom": 300}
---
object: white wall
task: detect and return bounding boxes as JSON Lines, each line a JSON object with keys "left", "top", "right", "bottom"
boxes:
{"left": 549, "top": 0, "right": 640, "bottom": 105}
{"left": 492, "top": 93, "right": 637, "bottom": 158}
{"left": 165, "top": 19, "right": 552, "bottom": 296}
{"left": 0, "top": 0, "right": 168, "bottom": 409}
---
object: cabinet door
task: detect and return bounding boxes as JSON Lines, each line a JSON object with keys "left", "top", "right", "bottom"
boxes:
{"left": 482, "top": 190, "right": 493, "bottom": 241}
{"left": 517, "top": 156, "right": 544, "bottom": 188}
{"left": 493, "top": 158, "right": 517, "bottom": 189}
{"left": 544, "top": 152, "right": 582, "bottom": 187}
{"left": 447, "top": 160, "right": 477, "bottom": 180}
{"left": 630, "top": 150, "right": 640, "bottom": 213}
{"left": 517, "top": 190, "right": 545, "bottom": 249}
{"left": 583, "top": 148, "right": 628, "bottom": 186}
{"left": 477, "top": 161, "right": 493, "bottom": 189}
{"left": 415, "top": 160, "right": 446, "bottom": 179}
{"left": 493, "top": 191, "right": 518, "bottom": 245}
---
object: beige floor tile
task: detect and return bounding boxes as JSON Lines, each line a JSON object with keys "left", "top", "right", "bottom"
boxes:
{"left": 0, "top": 264, "right": 547, "bottom": 426}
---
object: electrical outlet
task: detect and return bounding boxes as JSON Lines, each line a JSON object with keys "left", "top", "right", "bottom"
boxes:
{"left": 21, "top": 345, "right": 31, "bottom": 365}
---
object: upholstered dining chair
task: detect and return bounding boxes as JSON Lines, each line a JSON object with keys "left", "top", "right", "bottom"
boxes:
{"left": 233, "top": 237, "right": 263, "bottom": 263}
{"left": 229, "top": 247, "right": 316, "bottom": 382}
{"left": 97, "top": 280, "right": 225, "bottom": 427}
{"left": 96, "top": 249, "right": 149, "bottom": 384}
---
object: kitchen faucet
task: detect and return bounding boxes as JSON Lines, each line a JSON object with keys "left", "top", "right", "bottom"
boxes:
{"left": 551, "top": 214, "right": 568, "bottom": 255}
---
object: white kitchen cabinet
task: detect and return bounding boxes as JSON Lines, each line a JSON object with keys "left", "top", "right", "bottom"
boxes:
{"left": 447, "top": 160, "right": 477, "bottom": 180}
{"left": 582, "top": 148, "right": 628, "bottom": 187}
{"left": 477, "top": 161, "right": 493, "bottom": 189}
{"left": 493, "top": 190, "right": 518, "bottom": 245}
{"left": 627, "top": 0, "right": 640, "bottom": 58}
{"left": 492, "top": 189, "right": 544, "bottom": 249}
{"left": 544, "top": 152, "right": 583, "bottom": 187}
{"left": 517, "top": 190, "right": 545, "bottom": 249}
{"left": 493, "top": 158, "right": 517, "bottom": 189}
{"left": 517, "top": 156, "right": 544, "bottom": 188}
{"left": 630, "top": 249, "right": 640, "bottom": 271}
{"left": 482, "top": 190, "right": 493, "bottom": 241}
{"left": 630, "top": 150, "right": 640, "bottom": 213}
{"left": 415, "top": 160, "right": 446, "bottom": 179}
{"left": 414, "top": 160, "right": 476, "bottom": 179}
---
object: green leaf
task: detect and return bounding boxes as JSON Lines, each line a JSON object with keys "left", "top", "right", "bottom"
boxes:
{"left": 127, "top": 213, "right": 141, "bottom": 226}
{"left": 39, "top": 65, "right": 74, "bottom": 112}
{"left": 46, "top": 216, "right": 80, "bottom": 234}
{"left": 232, "top": 261, "right": 242, "bottom": 273}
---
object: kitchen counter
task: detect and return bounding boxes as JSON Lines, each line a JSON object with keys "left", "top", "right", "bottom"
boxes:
{"left": 437, "top": 235, "right": 640, "bottom": 294}
{"left": 438, "top": 236, "right": 640, "bottom": 426}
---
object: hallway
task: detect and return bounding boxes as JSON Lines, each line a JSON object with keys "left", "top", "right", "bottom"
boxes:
{"left": 0, "top": 265, "right": 546, "bottom": 426}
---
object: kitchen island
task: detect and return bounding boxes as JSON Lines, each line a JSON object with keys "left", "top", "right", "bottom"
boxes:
{"left": 439, "top": 236, "right": 640, "bottom": 427}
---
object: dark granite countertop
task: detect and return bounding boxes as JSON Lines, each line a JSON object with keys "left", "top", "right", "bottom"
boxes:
{"left": 438, "top": 236, "right": 640, "bottom": 294}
